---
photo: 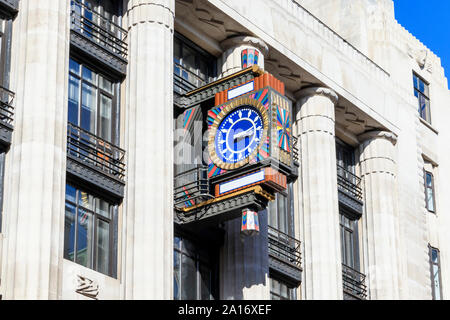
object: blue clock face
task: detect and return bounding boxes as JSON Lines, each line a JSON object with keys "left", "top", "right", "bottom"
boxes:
{"left": 214, "top": 106, "right": 264, "bottom": 164}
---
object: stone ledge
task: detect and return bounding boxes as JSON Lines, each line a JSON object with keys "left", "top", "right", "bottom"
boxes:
{"left": 66, "top": 156, "right": 125, "bottom": 201}
{"left": 70, "top": 30, "right": 127, "bottom": 77}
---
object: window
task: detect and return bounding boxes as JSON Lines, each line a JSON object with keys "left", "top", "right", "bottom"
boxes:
{"left": 174, "top": 33, "right": 217, "bottom": 94}
{"left": 413, "top": 73, "right": 431, "bottom": 123}
{"left": 268, "top": 183, "right": 294, "bottom": 237}
{"left": 340, "top": 211, "right": 360, "bottom": 270}
{"left": 64, "top": 183, "right": 118, "bottom": 277}
{"left": 0, "top": 16, "right": 12, "bottom": 88}
{"left": 68, "top": 57, "right": 119, "bottom": 144}
{"left": 424, "top": 170, "right": 436, "bottom": 213}
{"left": 174, "top": 235, "right": 218, "bottom": 300}
{"left": 429, "top": 246, "right": 443, "bottom": 300}
{"left": 270, "top": 277, "right": 296, "bottom": 300}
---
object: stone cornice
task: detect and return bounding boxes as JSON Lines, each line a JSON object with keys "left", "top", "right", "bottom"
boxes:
{"left": 295, "top": 86, "right": 338, "bottom": 105}
{"left": 358, "top": 130, "right": 398, "bottom": 145}
{"left": 220, "top": 36, "right": 269, "bottom": 55}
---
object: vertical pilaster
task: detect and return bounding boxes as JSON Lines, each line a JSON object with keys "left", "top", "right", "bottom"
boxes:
{"left": 123, "top": 0, "right": 174, "bottom": 299}
{"left": 295, "top": 87, "right": 343, "bottom": 300}
{"left": 358, "top": 130, "right": 401, "bottom": 299}
{"left": 0, "top": 0, "right": 70, "bottom": 299}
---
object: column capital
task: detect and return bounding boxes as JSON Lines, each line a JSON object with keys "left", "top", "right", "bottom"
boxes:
{"left": 295, "top": 86, "right": 338, "bottom": 105}
{"left": 220, "top": 35, "right": 269, "bottom": 55}
{"left": 358, "top": 130, "right": 398, "bottom": 145}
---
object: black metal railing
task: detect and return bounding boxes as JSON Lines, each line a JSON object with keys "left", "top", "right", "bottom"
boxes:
{"left": 292, "top": 136, "right": 299, "bottom": 165}
{"left": 342, "top": 264, "right": 367, "bottom": 300}
{"left": 173, "top": 62, "right": 209, "bottom": 95}
{"left": 70, "top": 0, "right": 128, "bottom": 59}
{"left": 337, "top": 164, "right": 362, "bottom": 201}
{"left": 67, "top": 122, "right": 125, "bottom": 181}
{"left": 268, "top": 226, "right": 302, "bottom": 270}
{"left": 174, "top": 166, "right": 214, "bottom": 210}
{"left": 0, "top": 85, "right": 14, "bottom": 126}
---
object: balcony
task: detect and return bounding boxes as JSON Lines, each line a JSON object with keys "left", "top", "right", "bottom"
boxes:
{"left": 0, "top": 85, "right": 14, "bottom": 146}
{"left": 174, "top": 166, "right": 214, "bottom": 211}
{"left": 292, "top": 136, "right": 299, "bottom": 166}
{"left": 70, "top": 0, "right": 128, "bottom": 75}
{"left": 342, "top": 264, "right": 367, "bottom": 300}
{"left": 268, "top": 226, "right": 302, "bottom": 286}
{"left": 66, "top": 122, "right": 125, "bottom": 199}
{"left": 173, "top": 62, "right": 208, "bottom": 96}
{"left": 337, "top": 164, "right": 363, "bottom": 214}
{"left": 0, "top": 0, "right": 18, "bottom": 15}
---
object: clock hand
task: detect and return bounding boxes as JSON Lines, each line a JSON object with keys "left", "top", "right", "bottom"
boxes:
{"left": 233, "top": 128, "right": 254, "bottom": 142}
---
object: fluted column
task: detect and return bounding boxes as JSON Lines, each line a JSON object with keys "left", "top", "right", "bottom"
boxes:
{"left": 358, "top": 130, "right": 400, "bottom": 299}
{"left": 123, "top": 0, "right": 174, "bottom": 299}
{"left": 220, "top": 210, "right": 270, "bottom": 300}
{"left": 219, "top": 36, "right": 268, "bottom": 78}
{"left": 295, "top": 87, "right": 343, "bottom": 300}
{"left": 0, "top": 0, "right": 70, "bottom": 299}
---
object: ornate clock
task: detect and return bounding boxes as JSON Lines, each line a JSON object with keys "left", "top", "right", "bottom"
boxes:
{"left": 208, "top": 97, "right": 269, "bottom": 170}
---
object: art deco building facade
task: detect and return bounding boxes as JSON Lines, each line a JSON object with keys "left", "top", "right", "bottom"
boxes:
{"left": 0, "top": 0, "right": 449, "bottom": 300}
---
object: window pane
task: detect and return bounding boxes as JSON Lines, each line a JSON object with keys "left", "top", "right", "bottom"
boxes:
{"left": 96, "top": 219, "right": 110, "bottom": 275}
{"left": 78, "top": 190, "right": 95, "bottom": 211}
{"left": 82, "top": 65, "right": 96, "bottom": 84}
{"left": 427, "top": 188, "right": 435, "bottom": 211}
{"left": 181, "top": 254, "right": 197, "bottom": 300}
{"left": 96, "top": 199, "right": 111, "bottom": 219}
{"left": 69, "top": 58, "right": 80, "bottom": 75}
{"left": 81, "top": 82, "right": 96, "bottom": 134}
{"left": 76, "top": 208, "right": 94, "bottom": 268}
{"left": 99, "top": 94, "right": 112, "bottom": 142}
{"left": 64, "top": 202, "right": 76, "bottom": 261}
{"left": 65, "top": 184, "right": 77, "bottom": 203}
{"left": 199, "top": 264, "right": 212, "bottom": 300}
{"left": 174, "top": 250, "right": 180, "bottom": 300}
{"left": 99, "top": 76, "right": 113, "bottom": 94}
{"left": 277, "top": 194, "right": 287, "bottom": 234}
{"left": 68, "top": 75, "right": 80, "bottom": 125}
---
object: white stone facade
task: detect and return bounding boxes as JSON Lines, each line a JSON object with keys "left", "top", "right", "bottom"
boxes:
{"left": 0, "top": 0, "right": 448, "bottom": 300}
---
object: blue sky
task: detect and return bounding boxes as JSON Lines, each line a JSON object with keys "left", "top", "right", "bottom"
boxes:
{"left": 393, "top": 0, "right": 450, "bottom": 83}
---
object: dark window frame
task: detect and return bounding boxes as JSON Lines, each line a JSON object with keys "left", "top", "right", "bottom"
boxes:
{"left": 413, "top": 72, "right": 431, "bottom": 123}
{"left": 173, "top": 32, "right": 217, "bottom": 94}
{"left": 268, "top": 182, "right": 295, "bottom": 237}
{"left": 173, "top": 231, "right": 219, "bottom": 300}
{"left": 424, "top": 169, "right": 436, "bottom": 213}
{"left": 339, "top": 208, "right": 361, "bottom": 271}
{"left": 269, "top": 276, "right": 297, "bottom": 300}
{"left": 68, "top": 55, "right": 120, "bottom": 145}
{"left": 429, "top": 245, "right": 443, "bottom": 300}
{"left": 64, "top": 182, "right": 118, "bottom": 278}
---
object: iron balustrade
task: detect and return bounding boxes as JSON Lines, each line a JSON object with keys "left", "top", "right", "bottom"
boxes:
{"left": 268, "top": 226, "right": 302, "bottom": 270}
{"left": 173, "top": 61, "right": 209, "bottom": 95}
{"left": 67, "top": 122, "right": 125, "bottom": 181}
{"left": 292, "top": 136, "right": 299, "bottom": 165}
{"left": 337, "top": 164, "right": 363, "bottom": 201}
{"left": 0, "top": 85, "right": 14, "bottom": 126}
{"left": 174, "top": 166, "right": 214, "bottom": 210}
{"left": 70, "top": 0, "right": 128, "bottom": 59}
{"left": 342, "top": 263, "right": 367, "bottom": 300}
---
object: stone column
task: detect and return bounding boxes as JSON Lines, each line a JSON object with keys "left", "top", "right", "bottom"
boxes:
{"left": 0, "top": 0, "right": 70, "bottom": 299}
{"left": 218, "top": 35, "right": 270, "bottom": 300}
{"left": 123, "top": 0, "right": 174, "bottom": 299}
{"left": 295, "top": 87, "right": 343, "bottom": 300}
{"left": 219, "top": 36, "right": 268, "bottom": 78}
{"left": 358, "top": 130, "right": 400, "bottom": 299}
